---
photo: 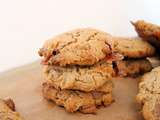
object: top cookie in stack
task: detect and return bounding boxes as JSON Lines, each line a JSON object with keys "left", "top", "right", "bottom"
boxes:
{"left": 39, "top": 28, "right": 118, "bottom": 66}
{"left": 39, "top": 28, "right": 120, "bottom": 113}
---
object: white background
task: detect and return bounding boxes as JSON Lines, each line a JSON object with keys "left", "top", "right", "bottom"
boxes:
{"left": 0, "top": 0, "right": 160, "bottom": 72}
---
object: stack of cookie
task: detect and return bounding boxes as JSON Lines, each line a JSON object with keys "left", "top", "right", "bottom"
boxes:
{"left": 113, "top": 37, "right": 155, "bottom": 77}
{"left": 132, "top": 20, "right": 160, "bottom": 120}
{"left": 39, "top": 28, "right": 121, "bottom": 113}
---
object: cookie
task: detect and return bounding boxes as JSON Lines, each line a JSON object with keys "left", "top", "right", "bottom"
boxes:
{"left": 0, "top": 99, "right": 24, "bottom": 120}
{"left": 113, "top": 37, "right": 155, "bottom": 58}
{"left": 147, "top": 56, "right": 160, "bottom": 68}
{"left": 43, "top": 61, "right": 115, "bottom": 92}
{"left": 39, "top": 28, "right": 115, "bottom": 66}
{"left": 137, "top": 66, "right": 160, "bottom": 120}
{"left": 132, "top": 20, "right": 160, "bottom": 49}
{"left": 42, "top": 81, "right": 114, "bottom": 113}
{"left": 115, "top": 59, "right": 152, "bottom": 77}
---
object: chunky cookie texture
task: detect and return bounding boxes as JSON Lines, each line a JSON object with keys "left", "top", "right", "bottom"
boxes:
{"left": 43, "top": 61, "right": 115, "bottom": 92}
{"left": 113, "top": 37, "right": 155, "bottom": 58}
{"left": 137, "top": 66, "right": 160, "bottom": 120}
{"left": 115, "top": 59, "right": 152, "bottom": 77}
{"left": 132, "top": 20, "right": 160, "bottom": 49}
{"left": 39, "top": 28, "right": 115, "bottom": 66}
{"left": 0, "top": 99, "right": 24, "bottom": 120}
{"left": 42, "top": 81, "right": 114, "bottom": 114}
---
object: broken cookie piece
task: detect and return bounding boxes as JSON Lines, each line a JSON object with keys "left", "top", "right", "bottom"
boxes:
{"left": 137, "top": 66, "right": 160, "bottom": 120}
{"left": 0, "top": 99, "right": 24, "bottom": 120}
{"left": 42, "top": 81, "right": 114, "bottom": 114}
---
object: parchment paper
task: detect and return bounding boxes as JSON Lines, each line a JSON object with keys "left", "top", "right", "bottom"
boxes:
{"left": 0, "top": 61, "right": 151, "bottom": 120}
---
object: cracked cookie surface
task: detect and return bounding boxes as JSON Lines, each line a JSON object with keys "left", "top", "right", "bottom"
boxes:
{"left": 115, "top": 59, "right": 152, "bottom": 77}
{"left": 39, "top": 28, "right": 114, "bottom": 66}
{"left": 0, "top": 99, "right": 24, "bottom": 120}
{"left": 114, "top": 37, "right": 155, "bottom": 58}
{"left": 132, "top": 20, "right": 160, "bottom": 49}
{"left": 43, "top": 61, "right": 115, "bottom": 92}
{"left": 42, "top": 81, "right": 113, "bottom": 114}
{"left": 137, "top": 66, "right": 160, "bottom": 120}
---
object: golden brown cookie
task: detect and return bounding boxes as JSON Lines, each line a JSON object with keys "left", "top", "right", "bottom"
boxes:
{"left": 42, "top": 81, "right": 114, "bottom": 114}
{"left": 132, "top": 20, "right": 160, "bottom": 49}
{"left": 43, "top": 61, "right": 115, "bottom": 92}
{"left": 113, "top": 37, "right": 155, "bottom": 58}
{"left": 0, "top": 99, "right": 24, "bottom": 120}
{"left": 137, "top": 66, "right": 160, "bottom": 120}
{"left": 39, "top": 28, "right": 115, "bottom": 66}
{"left": 115, "top": 59, "right": 152, "bottom": 77}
